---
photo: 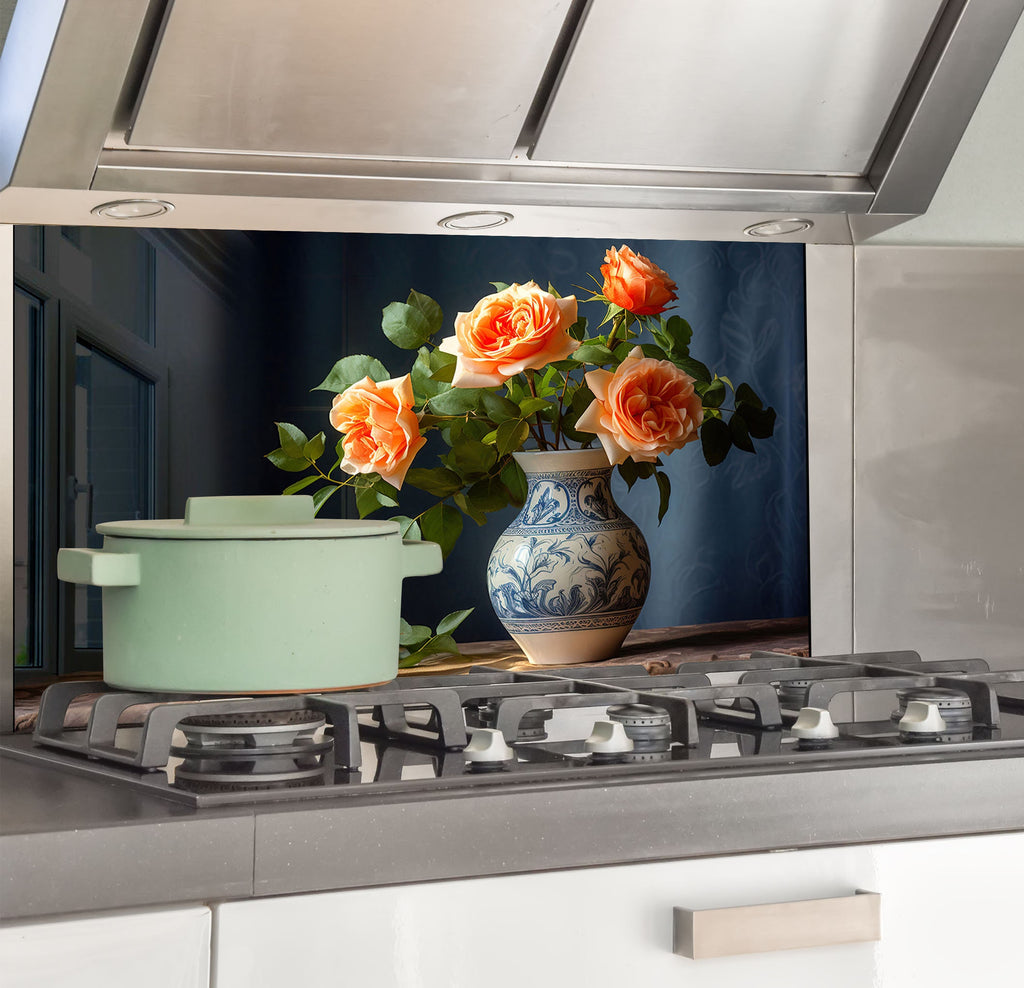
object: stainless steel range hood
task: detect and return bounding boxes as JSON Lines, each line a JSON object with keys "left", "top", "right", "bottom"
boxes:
{"left": 1, "top": 0, "right": 1021, "bottom": 241}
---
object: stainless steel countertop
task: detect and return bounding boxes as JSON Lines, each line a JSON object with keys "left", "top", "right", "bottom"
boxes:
{"left": 3, "top": 733, "right": 1024, "bottom": 922}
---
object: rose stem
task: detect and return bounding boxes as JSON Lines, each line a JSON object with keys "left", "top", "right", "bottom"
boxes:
{"left": 524, "top": 370, "right": 550, "bottom": 450}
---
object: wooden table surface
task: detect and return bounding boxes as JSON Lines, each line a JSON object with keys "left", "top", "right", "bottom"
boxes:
{"left": 401, "top": 615, "right": 810, "bottom": 675}
{"left": 12, "top": 617, "right": 809, "bottom": 730}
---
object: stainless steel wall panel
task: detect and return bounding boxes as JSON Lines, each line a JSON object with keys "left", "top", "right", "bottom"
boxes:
{"left": 806, "top": 245, "right": 855, "bottom": 656}
{"left": 853, "top": 245, "right": 1024, "bottom": 666}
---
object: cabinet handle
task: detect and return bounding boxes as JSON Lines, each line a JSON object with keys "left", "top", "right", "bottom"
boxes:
{"left": 673, "top": 889, "right": 880, "bottom": 959}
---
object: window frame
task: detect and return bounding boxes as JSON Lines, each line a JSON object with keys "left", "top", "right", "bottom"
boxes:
{"left": 14, "top": 227, "right": 168, "bottom": 678}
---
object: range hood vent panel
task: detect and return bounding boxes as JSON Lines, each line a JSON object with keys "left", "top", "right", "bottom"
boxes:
{"left": 128, "top": 0, "right": 572, "bottom": 160}
{"left": 531, "top": 0, "right": 947, "bottom": 176}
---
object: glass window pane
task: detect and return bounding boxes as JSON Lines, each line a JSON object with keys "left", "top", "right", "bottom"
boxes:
{"left": 65, "top": 227, "right": 156, "bottom": 343}
{"left": 13, "top": 288, "right": 43, "bottom": 668}
{"left": 14, "top": 226, "right": 43, "bottom": 270}
{"left": 71, "top": 345, "right": 155, "bottom": 650}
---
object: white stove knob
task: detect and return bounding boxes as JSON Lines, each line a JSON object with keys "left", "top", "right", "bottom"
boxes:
{"left": 791, "top": 706, "right": 839, "bottom": 740}
{"left": 584, "top": 721, "right": 635, "bottom": 754}
{"left": 899, "top": 700, "right": 948, "bottom": 734}
{"left": 464, "top": 728, "right": 515, "bottom": 763}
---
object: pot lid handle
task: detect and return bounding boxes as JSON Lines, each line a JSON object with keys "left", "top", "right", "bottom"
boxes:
{"left": 183, "top": 495, "right": 315, "bottom": 527}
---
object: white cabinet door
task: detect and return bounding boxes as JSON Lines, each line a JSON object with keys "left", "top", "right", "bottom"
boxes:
{"left": 874, "top": 832, "right": 1024, "bottom": 982}
{"left": 214, "top": 846, "right": 883, "bottom": 988}
{"left": 0, "top": 905, "right": 211, "bottom": 988}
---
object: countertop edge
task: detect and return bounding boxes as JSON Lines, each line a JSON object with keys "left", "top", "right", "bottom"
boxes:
{"left": 3, "top": 749, "right": 1023, "bottom": 921}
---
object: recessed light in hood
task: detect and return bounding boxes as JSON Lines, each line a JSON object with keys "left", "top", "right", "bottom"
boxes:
{"left": 91, "top": 199, "right": 174, "bottom": 219}
{"left": 744, "top": 218, "right": 815, "bottom": 238}
{"left": 438, "top": 211, "right": 514, "bottom": 231}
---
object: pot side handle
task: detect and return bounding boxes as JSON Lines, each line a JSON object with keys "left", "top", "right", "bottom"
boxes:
{"left": 57, "top": 548, "right": 141, "bottom": 587}
{"left": 401, "top": 539, "right": 443, "bottom": 580}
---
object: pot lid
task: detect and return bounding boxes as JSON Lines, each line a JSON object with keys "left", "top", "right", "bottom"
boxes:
{"left": 95, "top": 495, "right": 401, "bottom": 540}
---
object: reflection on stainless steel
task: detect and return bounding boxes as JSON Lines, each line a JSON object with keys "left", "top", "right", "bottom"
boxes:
{"left": 7, "top": 649, "right": 1024, "bottom": 807}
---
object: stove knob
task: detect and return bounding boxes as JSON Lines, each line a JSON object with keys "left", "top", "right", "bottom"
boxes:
{"left": 584, "top": 721, "right": 635, "bottom": 754}
{"left": 464, "top": 728, "right": 515, "bottom": 763}
{"left": 791, "top": 706, "right": 839, "bottom": 740}
{"left": 899, "top": 700, "right": 948, "bottom": 734}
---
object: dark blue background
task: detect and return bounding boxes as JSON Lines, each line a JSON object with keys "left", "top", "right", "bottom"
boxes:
{"left": 259, "top": 234, "right": 808, "bottom": 641}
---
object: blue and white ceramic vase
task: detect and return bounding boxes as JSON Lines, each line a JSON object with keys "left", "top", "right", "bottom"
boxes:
{"left": 486, "top": 448, "right": 651, "bottom": 665}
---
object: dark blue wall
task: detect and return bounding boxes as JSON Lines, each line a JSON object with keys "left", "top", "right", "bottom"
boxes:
{"left": 259, "top": 234, "right": 807, "bottom": 641}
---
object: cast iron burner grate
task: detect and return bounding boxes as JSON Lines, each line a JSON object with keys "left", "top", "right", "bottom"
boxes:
{"left": 20, "top": 649, "right": 1024, "bottom": 807}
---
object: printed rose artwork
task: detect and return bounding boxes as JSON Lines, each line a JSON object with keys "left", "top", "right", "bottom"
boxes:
{"left": 269, "top": 243, "right": 775, "bottom": 561}
{"left": 328, "top": 374, "right": 426, "bottom": 489}
{"left": 599, "top": 245, "right": 679, "bottom": 316}
{"left": 438, "top": 281, "right": 579, "bottom": 387}
{"left": 576, "top": 347, "right": 703, "bottom": 465}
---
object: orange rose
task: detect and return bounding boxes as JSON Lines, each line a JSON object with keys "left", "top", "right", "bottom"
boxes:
{"left": 438, "top": 282, "right": 579, "bottom": 387}
{"left": 329, "top": 375, "right": 426, "bottom": 489}
{"left": 576, "top": 346, "right": 703, "bottom": 464}
{"left": 600, "top": 245, "right": 678, "bottom": 316}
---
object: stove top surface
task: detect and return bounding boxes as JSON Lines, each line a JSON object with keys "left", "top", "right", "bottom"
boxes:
{"left": 10, "top": 649, "right": 1024, "bottom": 806}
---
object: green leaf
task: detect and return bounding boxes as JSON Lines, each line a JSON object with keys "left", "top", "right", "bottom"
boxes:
{"left": 276, "top": 422, "right": 309, "bottom": 459}
{"left": 738, "top": 401, "right": 777, "bottom": 439}
{"left": 390, "top": 515, "right": 422, "bottom": 540}
{"left": 428, "top": 387, "right": 486, "bottom": 415}
{"left": 420, "top": 503, "right": 463, "bottom": 559}
{"left": 663, "top": 315, "right": 693, "bottom": 354}
{"left": 673, "top": 355, "right": 712, "bottom": 384}
{"left": 453, "top": 491, "right": 487, "bottom": 526}
{"left": 406, "top": 290, "right": 443, "bottom": 336}
{"left": 479, "top": 391, "right": 520, "bottom": 423}
{"left": 637, "top": 343, "right": 669, "bottom": 361}
{"left": 311, "top": 485, "right": 339, "bottom": 514}
{"left": 495, "top": 418, "right": 530, "bottom": 456}
{"left": 573, "top": 343, "right": 618, "bottom": 365}
{"left": 282, "top": 475, "right": 318, "bottom": 495}
{"left": 735, "top": 382, "right": 763, "bottom": 410}
{"left": 516, "top": 396, "right": 551, "bottom": 419}
{"left": 466, "top": 476, "right": 510, "bottom": 513}
{"left": 405, "top": 466, "right": 464, "bottom": 497}
{"left": 500, "top": 458, "right": 528, "bottom": 505}
{"left": 490, "top": 281, "right": 510, "bottom": 293}
{"left": 729, "top": 410, "right": 756, "bottom": 453}
{"left": 267, "top": 448, "right": 311, "bottom": 472}
{"left": 382, "top": 297, "right": 434, "bottom": 350}
{"left": 399, "top": 633, "right": 461, "bottom": 668}
{"left": 568, "top": 315, "right": 588, "bottom": 341}
{"left": 399, "top": 618, "right": 433, "bottom": 648}
{"left": 447, "top": 439, "right": 498, "bottom": 479}
{"left": 411, "top": 347, "right": 455, "bottom": 398}
{"left": 314, "top": 355, "right": 390, "bottom": 393}
{"left": 700, "top": 417, "right": 732, "bottom": 466}
{"left": 655, "top": 470, "right": 672, "bottom": 524}
{"left": 700, "top": 379, "right": 727, "bottom": 409}
{"left": 302, "top": 431, "right": 325, "bottom": 460}
{"left": 436, "top": 608, "right": 474, "bottom": 636}
{"left": 618, "top": 458, "right": 639, "bottom": 490}
{"left": 356, "top": 483, "right": 382, "bottom": 518}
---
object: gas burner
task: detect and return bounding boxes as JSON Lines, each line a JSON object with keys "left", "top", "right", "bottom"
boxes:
{"left": 892, "top": 688, "right": 973, "bottom": 731}
{"left": 176, "top": 710, "right": 327, "bottom": 750}
{"left": 174, "top": 753, "right": 329, "bottom": 793}
{"left": 606, "top": 702, "right": 672, "bottom": 752}
{"left": 776, "top": 679, "right": 813, "bottom": 710}
{"left": 471, "top": 700, "right": 553, "bottom": 740}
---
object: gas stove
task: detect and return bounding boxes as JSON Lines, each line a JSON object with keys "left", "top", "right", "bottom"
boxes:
{"left": 7, "top": 649, "right": 1024, "bottom": 807}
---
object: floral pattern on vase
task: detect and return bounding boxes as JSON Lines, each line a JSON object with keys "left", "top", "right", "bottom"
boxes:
{"left": 487, "top": 448, "right": 650, "bottom": 664}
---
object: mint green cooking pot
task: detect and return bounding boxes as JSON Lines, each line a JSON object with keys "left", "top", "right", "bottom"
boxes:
{"left": 56, "top": 495, "right": 443, "bottom": 693}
